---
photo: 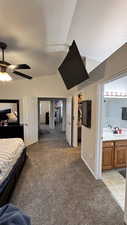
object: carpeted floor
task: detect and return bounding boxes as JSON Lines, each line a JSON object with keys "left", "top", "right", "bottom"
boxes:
{"left": 10, "top": 132, "right": 124, "bottom": 225}
{"left": 39, "top": 123, "right": 64, "bottom": 141}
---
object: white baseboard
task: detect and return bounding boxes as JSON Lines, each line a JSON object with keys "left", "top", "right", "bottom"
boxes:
{"left": 81, "top": 155, "right": 97, "bottom": 179}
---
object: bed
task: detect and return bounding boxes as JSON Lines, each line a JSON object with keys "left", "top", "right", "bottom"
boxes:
{"left": 0, "top": 138, "right": 27, "bottom": 206}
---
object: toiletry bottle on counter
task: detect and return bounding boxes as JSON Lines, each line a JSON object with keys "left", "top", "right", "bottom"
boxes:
{"left": 118, "top": 129, "right": 122, "bottom": 134}
{"left": 113, "top": 127, "right": 119, "bottom": 134}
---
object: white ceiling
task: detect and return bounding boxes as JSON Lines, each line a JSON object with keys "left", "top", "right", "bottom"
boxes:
{"left": 0, "top": 0, "right": 127, "bottom": 78}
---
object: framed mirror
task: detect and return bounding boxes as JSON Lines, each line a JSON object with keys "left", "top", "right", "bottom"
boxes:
{"left": 0, "top": 99, "right": 19, "bottom": 125}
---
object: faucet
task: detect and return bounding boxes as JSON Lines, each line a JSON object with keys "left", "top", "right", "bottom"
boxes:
{"left": 107, "top": 124, "right": 112, "bottom": 129}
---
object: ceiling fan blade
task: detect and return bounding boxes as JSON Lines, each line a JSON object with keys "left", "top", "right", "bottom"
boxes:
{"left": 14, "top": 64, "right": 31, "bottom": 69}
{"left": 8, "top": 64, "right": 31, "bottom": 70}
{"left": 13, "top": 71, "right": 32, "bottom": 80}
{"left": 0, "top": 60, "right": 11, "bottom": 67}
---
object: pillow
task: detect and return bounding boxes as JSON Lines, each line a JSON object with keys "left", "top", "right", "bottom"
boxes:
{"left": 6, "top": 112, "right": 17, "bottom": 122}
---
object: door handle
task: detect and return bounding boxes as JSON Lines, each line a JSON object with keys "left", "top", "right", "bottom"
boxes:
{"left": 24, "top": 123, "right": 28, "bottom": 126}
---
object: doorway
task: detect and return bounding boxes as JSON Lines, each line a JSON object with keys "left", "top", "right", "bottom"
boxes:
{"left": 38, "top": 98, "right": 66, "bottom": 141}
{"left": 99, "top": 75, "right": 127, "bottom": 210}
{"left": 38, "top": 100, "right": 50, "bottom": 139}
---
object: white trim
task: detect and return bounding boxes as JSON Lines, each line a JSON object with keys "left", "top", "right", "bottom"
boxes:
{"left": 72, "top": 95, "right": 78, "bottom": 147}
{"left": 81, "top": 154, "right": 98, "bottom": 180}
{"left": 94, "top": 84, "right": 104, "bottom": 179}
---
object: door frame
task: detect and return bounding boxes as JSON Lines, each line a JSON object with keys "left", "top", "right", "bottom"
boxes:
{"left": 65, "top": 96, "right": 73, "bottom": 146}
{"left": 96, "top": 71, "right": 127, "bottom": 179}
{"left": 38, "top": 97, "right": 66, "bottom": 139}
{"left": 72, "top": 95, "right": 78, "bottom": 147}
{"left": 71, "top": 97, "right": 73, "bottom": 146}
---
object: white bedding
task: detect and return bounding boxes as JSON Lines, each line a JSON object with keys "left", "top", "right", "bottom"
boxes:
{"left": 0, "top": 138, "right": 25, "bottom": 185}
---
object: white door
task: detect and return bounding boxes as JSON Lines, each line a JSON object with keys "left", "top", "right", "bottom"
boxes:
{"left": 66, "top": 97, "right": 72, "bottom": 146}
{"left": 73, "top": 95, "right": 78, "bottom": 147}
{"left": 22, "top": 96, "right": 38, "bottom": 146}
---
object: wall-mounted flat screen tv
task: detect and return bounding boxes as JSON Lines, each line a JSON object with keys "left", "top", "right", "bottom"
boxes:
{"left": 81, "top": 100, "right": 92, "bottom": 128}
{"left": 58, "top": 40, "right": 89, "bottom": 89}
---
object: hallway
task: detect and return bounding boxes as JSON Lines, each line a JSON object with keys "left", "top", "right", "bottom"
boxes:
{"left": 39, "top": 123, "right": 65, "bottom": 142}
{"left": 11, "top": 137, "right": 124, "bottom": 225}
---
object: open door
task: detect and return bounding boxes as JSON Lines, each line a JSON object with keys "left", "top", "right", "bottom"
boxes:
{"left": 66, "top": 97, "right": 73, "bottom": 146}
{"left": 22, "top": 96, "right": 38, "bottom": 146}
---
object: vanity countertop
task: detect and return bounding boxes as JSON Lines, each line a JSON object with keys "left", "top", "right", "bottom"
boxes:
{"left": 103, "top": 133, "right": 127, "bottom": 141}
{"left": 103, "top": 128, "right": 127, "bottom": 141}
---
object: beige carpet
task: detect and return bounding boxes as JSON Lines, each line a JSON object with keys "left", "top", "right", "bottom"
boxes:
{"left": 11, "top": 133, "right": 124, "bottom": 225}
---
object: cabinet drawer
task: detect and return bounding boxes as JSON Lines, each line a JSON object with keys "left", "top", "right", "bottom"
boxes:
{"left": 103, "top": 141, "right": 114, "bottom": 148}
{"left": 115, "top": 140, "right": 127, "bottom": 147}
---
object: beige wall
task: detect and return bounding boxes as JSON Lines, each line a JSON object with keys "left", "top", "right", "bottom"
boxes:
{"left": 81, "top": 43, "right": 127, "bottom": 177}
{"left": 0, "top": 74, "right": 68, "bottom": 146}
{"left": 0, "top": 74, "right": 68, "bottom": 99}
{"left": 80, "top": 43, "right": 127, "bottom": 223}
{"left": 81, "top": 83, "right": 99, "bottom": 176}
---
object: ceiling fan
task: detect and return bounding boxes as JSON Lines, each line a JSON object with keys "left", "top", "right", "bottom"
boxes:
{"left": 0, "top": 42, "right": 32, "bottom": 81}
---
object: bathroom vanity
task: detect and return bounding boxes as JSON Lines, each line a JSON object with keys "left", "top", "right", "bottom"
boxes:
{"left": 102, "top": 133, "right": 127, "bottom": 170}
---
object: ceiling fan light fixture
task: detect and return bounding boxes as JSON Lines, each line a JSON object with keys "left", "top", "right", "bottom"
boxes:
{"left": 0, "top": 42, "right": 32, "bottom": 80}
{"left": 0, "top": 72, "right": 12, "bottom": 81}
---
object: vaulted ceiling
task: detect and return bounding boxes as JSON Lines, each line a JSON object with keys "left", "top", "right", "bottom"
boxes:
{"left": 0, "top": 0, "right": 127, "bottom": 78}
{"left": 104, "top": 75, "right": 127, "bottom": 93}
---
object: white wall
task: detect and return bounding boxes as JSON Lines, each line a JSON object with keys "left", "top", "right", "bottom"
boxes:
{"left": 103, "top": 98, "right": 127, "bottom": 128}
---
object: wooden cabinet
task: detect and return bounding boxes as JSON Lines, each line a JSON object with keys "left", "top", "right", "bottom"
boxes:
{"left": 114, "top": 140, "right": 127, "bottom": 168}
{"left": 102, "top": 141, "right": 114, "bottom": 170}
{"left": 102, "top": 140, "right": 127, "bottom": 170}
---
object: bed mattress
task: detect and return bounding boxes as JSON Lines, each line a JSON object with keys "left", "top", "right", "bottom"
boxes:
{"left": 0, "top": 138, "right": 25, "bottom": 185}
